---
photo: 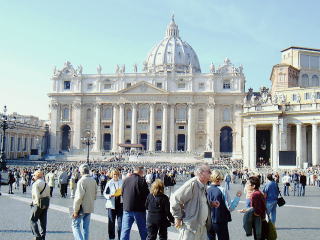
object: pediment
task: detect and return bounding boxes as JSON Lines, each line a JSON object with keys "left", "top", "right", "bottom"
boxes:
{"left": 118, "top": 81, "right": 168, "bottom": 94}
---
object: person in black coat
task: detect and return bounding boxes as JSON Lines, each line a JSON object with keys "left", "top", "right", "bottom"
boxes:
{"left": 8, "top": 170, "right": 15, "bottom": 194}
{"left": 145, "top": 179, "right": 174, "bottom": 240}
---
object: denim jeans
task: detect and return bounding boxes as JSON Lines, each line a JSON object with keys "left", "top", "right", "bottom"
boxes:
{"left": 266, "top": 200, "right": 277, "bottom": 224}
{"left": 245, "top": 198, "right": 251, "bottom": 208}
{"left": 225, "top": 181, "right": 230, "bottom": 191}
{"left": 120, "top": 211, "right": 147, "bottom": 240}
{"left": 299, "top": 184, "right": 305, "bottom": 196}
{"left": 72, "top": 213, "right": 91, "bottom": 240}
{"left": 293, "top": 182, "right": 299, "bottom": 196}
{"left": 283, "top": 185, "right": 289, "bottom": 196}
{"left": 108, "top": 208, "right": 123, "bottom": 240}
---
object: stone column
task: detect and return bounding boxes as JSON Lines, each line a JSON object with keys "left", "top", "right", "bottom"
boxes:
{"left": 249, "top": 124, "right": 256, "bottom": 169}
{"left": 93, "top": 104, "right": 101, "bottom": 152}
{"left": 72, "top": 103, "right": 82, "bottom": 150}
{"left": 296, "top": 123, "right": 302, "bottom": 168}
{"left": 112, "top": 104, "right": 119, "bottom": 151}
{"left": 206, "top": 103, "right": 215, "bottom": 157}
{"left": 131, "top": 103, "right": 137, "bottom": 144}
{"left": 243, "top": 124, "right": 250, "bottom": 168}
{"left": 118, "top": 103, "right": 125, "bottom": 145}
{"left": 272, "top": 123, "right": 279, "bottom": 169}
{"left": 169, "top": 104, "right": 175, "bottom": 151}
{"left": 279, "top": 119, "right": 288, "bottom": 151}
{"left": 49, "top": 102, "right": 59, "bottom": 154}
{"left": 312, "top": 123, "right": 319, "bottom": 166}
{"left": 162, "top": 104, "right": 168, "bottom": 152}
{"left": 187, "top": 103, "right": 195, "bottom": 152}
{"left": 149, "top": 103, "right": 155, "bottom": 152}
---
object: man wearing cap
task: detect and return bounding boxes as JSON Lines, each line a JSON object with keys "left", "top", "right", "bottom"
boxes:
{"left": 30, "top": 170, "right": 51, "bottom": 240}
{"left": 72, "top": 164, "right": 97, "bottom": 240}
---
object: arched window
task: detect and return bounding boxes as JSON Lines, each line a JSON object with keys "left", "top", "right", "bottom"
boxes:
{"left": 177, "top": 106, "right": 187, "bottom": 120}
{"left": 156, "top": 109, "right": 162, "bottom": 121}
{"left": 198, "top": 108, "right": 205, "bottom": 121}
{"left": 311, "top": 75, "right": 319, "bottom": 87}
{"left": 103, "top": 107, "right": 112, "bottom": 120}
{"left": 223, "top": 108, "right": 231, "bottom": 122}
{"left": 62, "top": 108, "right": 69, "bottom": 121}
{"left": 139, "top": 106, "right": 149, "bottom": 120}
{"left": 86, "top": 109, "right": 92, "bottom": 121}
{"left": 301, "top": 74, "right": 309, "bottom": 87}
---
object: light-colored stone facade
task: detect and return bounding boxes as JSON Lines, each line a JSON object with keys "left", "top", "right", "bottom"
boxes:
{"left": 48, "top": 17, "right": 245, "bottom": 159}
{"left": 243, "top": 47, "right": 320, "bottom": 168}
{"left": 0, "top": 113, "right": 48, "bottom": 160}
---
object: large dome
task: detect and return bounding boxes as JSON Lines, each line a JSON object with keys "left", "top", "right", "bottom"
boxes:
{"left": 144, "top": 16, "right": 201, "bottom": 73}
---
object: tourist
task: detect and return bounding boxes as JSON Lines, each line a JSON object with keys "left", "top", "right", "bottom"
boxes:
{"left": 45, "top": 170, "right": 55, "bottom": 197}
{"left": 30, "top": 170, "right": 51, "bottom": 240}
{"left": 282, "top": 172, "right": 291, "bottom": 196}
{"left": 71, "top": 164, "right": 97, "bottom": 240}
{"left": 21, "top": 169, "right": 28, "bottom": 194}
{"left": 8, "top": 169, "right": 15, "bottom": 194}
{"left": 240, "top": 176, "right": 266, "bottom": 240}
{"left": 299, "top": 172, "right": 307, "bottom": 196}
{"left": 104, "top": 169, "right": 123, "bottom": 240}
{"left": 170, "top": 164, "right": 213, "bottom": 240}
{"left": 120, "top": 166, "right": 149, "bottom": 240}
{"left": 99, "top": 171, "right": 108, "bottom": 195}
{"left": 145, "top": 179, "right": 174, "bottom": 240}
{"left": 58, "top": 169, "right": 68, "bottom": 198}
{"left": 263, "top": 174, "right": 279, "bottom": 224}
{"left": 224, "top": 172, "right": 232, "bottom": 191}
{"left": 207, "top": 170, "right": 242, "bottom": 240}
{"left": 292, "top": 171, "right": 300, "bottom": 196}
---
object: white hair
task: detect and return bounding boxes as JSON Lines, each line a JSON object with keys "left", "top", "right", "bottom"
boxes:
{"left": 194, "top": 164, "right": 210, "bottom": 176}
{"left": 79, "top": 164, "right": 90, "bottom": 174}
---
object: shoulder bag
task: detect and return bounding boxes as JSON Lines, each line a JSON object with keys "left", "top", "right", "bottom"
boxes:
{"left": 39, "top": 183, "right": 50, "bottom": 209}
{"left": 277, "top": 186, "right": 286, "bottom": 207}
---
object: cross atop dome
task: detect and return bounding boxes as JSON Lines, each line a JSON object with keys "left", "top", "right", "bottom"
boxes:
{"left": 166, "top": 14, "right": 179, "bottom": 38}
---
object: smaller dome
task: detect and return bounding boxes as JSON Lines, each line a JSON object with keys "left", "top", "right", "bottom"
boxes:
{"left": 144, "top": 15, "right": 201, "bottom": 73}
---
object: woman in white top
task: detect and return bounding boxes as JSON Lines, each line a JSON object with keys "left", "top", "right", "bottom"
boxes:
{"left": 103, "top": 169, "right": 123, "bottom": 240}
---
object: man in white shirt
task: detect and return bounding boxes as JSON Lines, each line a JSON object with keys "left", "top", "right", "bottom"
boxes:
{"left": 282, "top": 172, "right": 291, "bottom": 196}
{"left": 30, "top": 170, "right": 51, "bottom": 240}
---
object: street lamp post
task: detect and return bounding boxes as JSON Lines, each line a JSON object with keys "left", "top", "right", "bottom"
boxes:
{"left": 0, "top": 106, "right": 17, "bottom": 170}
{"left": 81, "top": 131, "right": 95, "bottom": 165}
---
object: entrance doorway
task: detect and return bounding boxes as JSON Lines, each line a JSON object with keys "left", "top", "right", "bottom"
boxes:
{"left": 220, "top": 126, "right": 233, "bottom": 154}
{"left": 156, "top": 140, "right": 162, "bottom": 151}
{"left": 61, "top": 125, "right": 71, "bottom": 151}
{"left": 140, "top": 134, "right": 148, "bottom": 150}
{"left": 177, "top": 134, "right": 186, "bottom": 151}
{"left": 256, "top": 130, "right": 271, "bottom": 166}
{"left": 103, "top": 133, "right": 111, "bottom": 151}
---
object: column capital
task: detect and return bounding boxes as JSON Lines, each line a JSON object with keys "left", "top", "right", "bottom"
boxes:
{"left": 94, "top": 103, "right": 102, "bottom": 109}
{"left": 72, "top": 102, "right": 82, "bottom": 109}
{"left": 112, "top": 103, "right": 119, "bottom": 108}
{"left": 207, "top": 103, "right": 215, "bottom": 109}
{"left": 187, "top": 103, "right": 195, "bottom": 108}
{"left": 312, "top": 122, "right": 319, "bottom": 127}
{"left": 149, "top": 103, "right": 156, "bottom": 109}
{"left": 162, "top": 103, "right": 169, "bottom": 109}
{"left": 131, "top": 103, "right": 138, "bottom": 108}
{"left": 119, "top": 103, "right": 125, "bottom": 108}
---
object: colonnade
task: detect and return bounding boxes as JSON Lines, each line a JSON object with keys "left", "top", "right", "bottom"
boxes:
{"left": 245, "top": 122, "right": 320, "bottom": 168}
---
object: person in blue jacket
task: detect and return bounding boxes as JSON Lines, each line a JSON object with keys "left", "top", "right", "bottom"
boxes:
{"left": 207, "top": 170, "right": 242, "bottom": 240}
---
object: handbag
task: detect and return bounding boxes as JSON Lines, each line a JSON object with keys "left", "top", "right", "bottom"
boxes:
{"left": 277, "top": 189, "right": 286, "bottom": 207}
{"left": 266, "top": 214, "right": 277, "bottom": 240}
{"left": 39, "top": 183, "right": 50, "bottom": 209}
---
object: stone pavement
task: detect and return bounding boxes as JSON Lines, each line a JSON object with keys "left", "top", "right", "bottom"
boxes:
{"left": 0, "top": 182, "right": 320, "bottom": 240}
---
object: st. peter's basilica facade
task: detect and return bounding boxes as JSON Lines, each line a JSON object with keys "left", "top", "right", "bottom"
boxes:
{"left": 48, "top": 16, "right": 245, "bottom": 159}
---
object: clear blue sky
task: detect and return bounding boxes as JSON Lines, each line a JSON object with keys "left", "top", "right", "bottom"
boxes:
{"left": 1, "top": 0, "right": 320, "bottom": 119}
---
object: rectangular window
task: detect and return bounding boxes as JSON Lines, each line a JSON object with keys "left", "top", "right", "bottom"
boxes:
{"left": 64, "top": 81, "right": 71, "bottom": 90}
{"left": 126, "top": 83, "right": 131, "bottom": 88}
{"left": 305, "top": 92, "right": 310, "bottom": 100}
{"left": 199, "top": 82, "right": 205, "bottom": 90}
{"left": 300, "top": 54, "right": 309, "bottom": 68}
{"left": 292, "top": 94, "right": 297, "bottom": 101}
{"left": 223, "top": 80, "right": 231, "bottom": 89}
{"left": 178, "top": 83, "right": 185, "bottom": 89}
{"left": 126, "top": 125, "right": 131, "bottom": 129}
{"left": 178, "top": 126, "right": 185, "bottom": 130}
{"left": 87, "top": 83, "right": 93, "bottom": 90}
{"left": 316, "top": 92, "right": 320, "bottom": 99}
{"left": 104, "top": 83, "right": 112, "bottom": 89}
{"left": 156, "top": 83, "right": 162, "bottom": 88}
{"left": 156, "top": 125, "right": 161, "bottom": 129}
{"left": 104, "top": 125, "right": 110, "bottom": 129}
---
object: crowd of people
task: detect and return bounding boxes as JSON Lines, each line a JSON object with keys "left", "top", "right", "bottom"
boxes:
{"left": 0, "top": 160, "right": 320, "bottom": 240}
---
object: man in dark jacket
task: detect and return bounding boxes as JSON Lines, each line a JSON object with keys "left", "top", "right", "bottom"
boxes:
{"left": 299, "top": 172, "right": 307, "bottom": 196}
{"left": 120, "top": 166, "right": 149, "bottom": 240}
